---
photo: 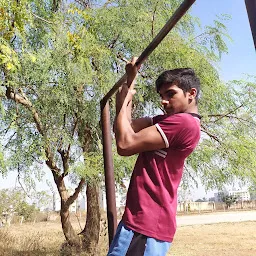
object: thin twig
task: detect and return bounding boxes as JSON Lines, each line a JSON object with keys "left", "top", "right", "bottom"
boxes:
{"left": 190, "top": 32, "right": 207, "bottom": 42}
{"left": 2, "top": 118, "right": 17, "bottom": 135}
{"left": 200, "top": 124, "right": 221, "bottom": 143}
{"left": 3, "top": 132, "right": 17, "bottom": 150}
{"left": 32, "top": 13, "right": 53, "bottom": 24}
{"left": 151, "top": 2, "right": 159, "bottom": 38}
{"left": 208, "top": 114, "right": 254, "bottom": 125}
{"left": 17, "top": 164, "right": 31, "bottom": 199}
{"left": 75, "top": 213, "right": 83, "bottom": 231}
{"left": 209, "top": 104, "right": 244, "bottom": 123}
{"left": 184, "top": 165, "right": 198, "bottom": 187}
{"left": 103, "top": 0, "right": 113, "bottom": 8}
{"left": 116, "top": 53, "right": 149, "bottom": 79}
{"left": 108, "top": 34, "right": 120, "bottom": 49}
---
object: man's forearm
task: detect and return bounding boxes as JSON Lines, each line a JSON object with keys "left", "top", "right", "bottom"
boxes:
{"left": 115, "top": 105, "right": 135, "bottom": 154}
{"left": 127, "top": 99, "right": 132, "bottom": 124}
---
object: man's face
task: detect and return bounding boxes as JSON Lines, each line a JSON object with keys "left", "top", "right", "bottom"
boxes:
{"left": 158, "top": 83, "right": 193, "bottom": 115}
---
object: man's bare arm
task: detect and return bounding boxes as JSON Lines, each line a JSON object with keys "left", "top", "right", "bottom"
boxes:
{"left": 115, "top": 57, "right": 165, "bottom": 156}
{"left": 115, "top": 86, "right": 165, "bottom": 156}
{"left": 114, "top": 116, "right": 152, "bottom": 133}
{"left": 116, "top": 122, "right": 166, "bottom": 156}
{"left": 131, "top": 117, "right": 152, "bottom": 132}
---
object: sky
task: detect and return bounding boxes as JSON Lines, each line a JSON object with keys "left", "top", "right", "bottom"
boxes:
{"left": 192, "top": 0, "right": 256, "bottom": 81}
{"left": 189, "top": 0, "right": 256, "bottom": 199}
{"left": 1, "top": 0, "right": 256, "bottom": 200}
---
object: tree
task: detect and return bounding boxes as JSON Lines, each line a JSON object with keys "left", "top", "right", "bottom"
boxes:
{"left": 0, "top": 188, "right": 38, "bottom": 223}
{"left": 249, "top": 184, "right": 256, "bottom": 200}
{"left": 1, "top": 0, "right": 256, "bottom": 253}
{"left": 222, "top": 195, "right": 237, "bottom": 208}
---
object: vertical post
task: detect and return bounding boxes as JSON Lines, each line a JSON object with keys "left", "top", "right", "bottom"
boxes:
{"left": 245, "top": 0, "right": 256, "bottom": 49}
{"left": 100, "top": 100, "right": 117, "bottom": 245}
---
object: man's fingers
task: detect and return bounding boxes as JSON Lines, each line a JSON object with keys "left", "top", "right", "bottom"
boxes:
{"left": 130, "top": 89, "right": 136, "bottom": 95}
{"left": 118, "top": 85, "right": 129, "bottom": 95}
{"left": 131, "top": 56, "right": 138, "bottom": 65}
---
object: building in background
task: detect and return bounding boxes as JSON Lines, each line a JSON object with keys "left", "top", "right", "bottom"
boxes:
{"left": 214, "top": 189, "right": 251, "bottom": 202}
{"left": 228, "top": 190, "right": 250, "bottom": 201}
{"left": 214, "top": 192, "right": 225, "bottom": 202}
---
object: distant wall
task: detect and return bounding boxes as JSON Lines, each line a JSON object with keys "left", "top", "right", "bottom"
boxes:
{"left": 177, "top": 200, "right": 256, "bottom": 213}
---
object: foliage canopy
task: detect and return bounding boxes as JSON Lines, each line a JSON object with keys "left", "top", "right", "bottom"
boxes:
{"left": 0, "top": 0, "right": 256, "bottom": 246}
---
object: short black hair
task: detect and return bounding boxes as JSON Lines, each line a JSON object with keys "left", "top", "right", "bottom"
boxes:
{"left": 155, "top": 68, "right": 201, "bottom": 103}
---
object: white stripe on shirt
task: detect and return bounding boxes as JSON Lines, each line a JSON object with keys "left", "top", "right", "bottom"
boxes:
{"left": 155, "top": 123, "right": 169, "bottom": 148}
{"left": 155, "top": 150, "right": 167, "bottom": 158}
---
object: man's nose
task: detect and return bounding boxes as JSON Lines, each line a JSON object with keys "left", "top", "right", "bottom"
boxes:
{"left": 161, "top": 99, "right": 169, "bottom": 105}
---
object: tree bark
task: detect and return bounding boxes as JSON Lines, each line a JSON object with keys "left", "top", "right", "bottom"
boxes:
{"left": 54, "top": 174, "right": 81, "bottom": 247}
{"left": 80, "top": 182, "right": 101, "bottom": 255}
{"left": 60, "top": 204, "right": 81, "bottom": 246}
{"left": 52, "top": 0, "right": 61, "bottom": 12}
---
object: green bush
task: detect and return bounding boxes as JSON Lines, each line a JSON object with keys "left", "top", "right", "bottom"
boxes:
{"left": 16, "top": 201, "right": 38, "bottom": 221}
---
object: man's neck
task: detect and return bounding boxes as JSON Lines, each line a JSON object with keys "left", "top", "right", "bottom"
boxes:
{"left": 185, "top": 105, "right": 198, "bottom": 114}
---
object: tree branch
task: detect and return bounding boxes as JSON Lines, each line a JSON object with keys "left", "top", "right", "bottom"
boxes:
{"left": 116, "top": 53, "right": 150, "bottom": 79}
{"left": 6, "top": 87, "right": 44, "bottom": 136}
{"left": 52, "top": 0, "right": 61, "bottom": 12}
{"left": 58, "top": 148, "right": 69, "bottom": 178}
{"left": 108, "top": 34, "right": 120, "bottom": 49}
{"left": 67, "top": 114, "right": 79, "bottom": 154}
{"left": 200, "top": 124, "right": 221, "bottom": 143}
{"left": 208, "top": 104, "right": 244, "bottom": 123}
{"left": 190, "top": 32, "right": 208, "bottom": 42}
{"left": 151, "top": 2, "right": 159, "bottom": 38}
{"left": 1, "top": 117, "right": 18, "bottom": 135}
{"left": 75, "top": 0, "right": 91, "bottom": 9}
{"left": 103, "top": 0, "right": 113, "bottom": 8}
{"left": 3, "top": 131, "right": 17, "bottom": 150}
{"left": 58, "top": 114, "right": 79, "bottom": 178}
{"left": 45, "top": 147, "right": 62, "bottom": 175}
{"left": 208, "top": 114, "right": 254, "bottom": 125}
{"left": 16, "top": 164, "right": 31, "bottom": 199}
{"left": 32, "top": 13, "right": 53, "bottom": 24}
{"left": 66, "top": 178, "right": 86, "bottom": 207}
{"left": 5, "top": 87, "right": 63, "bottom": 176}
{"left": 184, "top": 165, "right": 198, "bottom": 187}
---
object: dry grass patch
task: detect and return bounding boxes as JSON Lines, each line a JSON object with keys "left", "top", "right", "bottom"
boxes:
{"left": 169, "top": 221, "right": 256, "bottom": 256}
{"left": 0, "top": 222, "right": 65, "bottom": 256}
{"left": 0, "top": 219, "right": 256, "bottom": 255}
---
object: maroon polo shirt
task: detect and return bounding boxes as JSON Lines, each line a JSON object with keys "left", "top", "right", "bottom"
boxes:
{"left": 122, "top": 113, "right": 201, "bottom": 242}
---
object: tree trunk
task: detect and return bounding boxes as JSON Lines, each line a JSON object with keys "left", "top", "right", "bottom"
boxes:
{"left": 60, "top": 203, "right": 81, "bottom": 247}
{"left": 80, "top": 182, "right": 101, "bottom": 255}
{"left": 54, "top": 175, "right": 81, "bottom": 247}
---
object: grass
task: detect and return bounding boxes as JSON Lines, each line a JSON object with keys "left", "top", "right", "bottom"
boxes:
{"left": 170, "top": 221, "right": 256, "bottom": 256}
{"left": 0, "top": 217, "right": 256, "bottom": 255}
{"left": 0, "top": 222, "right": 64, "bottom": 255}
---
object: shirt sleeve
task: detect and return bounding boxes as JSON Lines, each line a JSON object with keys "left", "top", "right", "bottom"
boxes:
{"left": 153, "top": 114, "right": 198, "bottom": 149}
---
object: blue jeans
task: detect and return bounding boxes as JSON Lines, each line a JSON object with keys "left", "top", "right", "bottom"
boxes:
{"left": 107, "top": 221, "right": 171, "bottom": 256}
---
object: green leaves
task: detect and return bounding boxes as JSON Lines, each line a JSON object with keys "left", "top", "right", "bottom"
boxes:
{"left": 222, "top": 194, "right": 237, "bottom": 208}
{"left": 0, "top": 41, "right": 20, "bottom": 72}
{"left": 0, "top": 188, "right": 38, "bottom": 220}
{"left": 1, "top": 0, "right": 256, "bottom": 193}
{"left": 0, "top": 147, "right": 7, "bottom": 176}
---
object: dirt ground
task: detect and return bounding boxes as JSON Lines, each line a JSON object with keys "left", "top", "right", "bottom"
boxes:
{"left": 169, "top": 221, "right": 256, "bottom": 256}
{"left": 0, "top": 217, "right": 256, "bottom": 255}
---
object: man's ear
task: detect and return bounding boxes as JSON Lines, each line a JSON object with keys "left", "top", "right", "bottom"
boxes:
{"left": 188, "top": 88, "right": 197, "bottom": 101}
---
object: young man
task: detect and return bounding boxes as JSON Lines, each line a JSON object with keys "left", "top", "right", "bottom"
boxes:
{"left": 108, "top": 58, "right": 201, "bottom": 256}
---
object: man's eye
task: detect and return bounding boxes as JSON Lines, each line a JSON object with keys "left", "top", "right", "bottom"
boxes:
{"left": 167, "top": 92, "right": 175, "bottom": 98}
